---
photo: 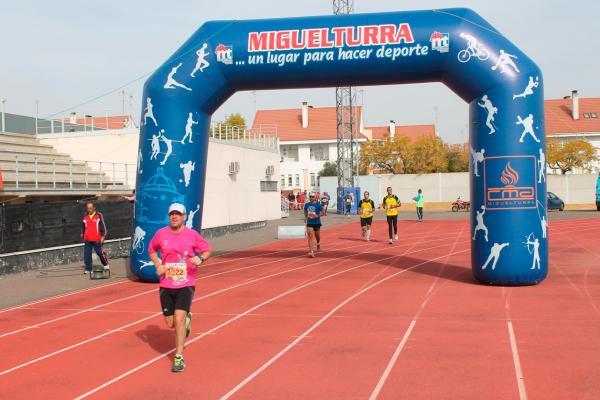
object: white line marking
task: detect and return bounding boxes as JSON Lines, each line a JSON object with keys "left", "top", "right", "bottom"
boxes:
{"left": 507, "top": 321, "right": 528, "bottom": 400}
{"left": 0, "top": 288, "right": 157, "bottom": 339}
{"left": 0, "top": 239, "right": 384, "bottom": 375}
{"left": 368, "top": 223, "right": 466, "bottom": 399}
{"left": 0, "top": 279, "right": 129, "bottom": 314}
{"left": 368, "top": 320, "right": 417, "bottom": 400}
{"left": 73, "top": 242, "right": 469, "bottom": 399}
{"left": 0, "top": 240, "right": 378, "bottom": 338}
{"left": 219, "top": 247, "right": 469, "bottom": 400}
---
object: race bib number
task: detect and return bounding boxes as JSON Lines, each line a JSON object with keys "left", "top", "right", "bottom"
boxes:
{"left": 307, "top": 206, "right": 318, "bottom": 219}
{"left": 165, "top": 262, "right": 187, "bottom": 283}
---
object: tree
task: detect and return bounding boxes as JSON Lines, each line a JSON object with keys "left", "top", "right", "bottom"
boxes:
{"left": 222, "top": 113, "right": 246, "bottom": 129}
{"left": 318, "top": 161, "right": 338, "bottom": 177}
{"left": 446, "top": 143, "right": 470, "bottom": 172}
{"left": 405, "top": 136, "right": 448, "bottom": 173}
{"left": 546, "top": 138, "right": 598, "bottom": 174}
{"left": 359, "top": 134, "right": 413, "bottom": 173}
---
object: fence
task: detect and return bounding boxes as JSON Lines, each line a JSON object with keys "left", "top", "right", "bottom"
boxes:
{"left": 210, "top": 123, "right": 279, "bottom": 151}
{"left": 0, "top": 156, "right": 135, "bottom": 191}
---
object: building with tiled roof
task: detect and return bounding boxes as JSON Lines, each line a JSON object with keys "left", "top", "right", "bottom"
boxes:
{"left": 545, "top": 91, "right": 600, "bottom": 173}
{"left": 363, "top": 123, "right": 436, "bottom": 141}
{"left": 251, "top": 103, "right": 439, "bottom": 192}
{"left": 252, "top": 102, "right": 366, "bottom": 193}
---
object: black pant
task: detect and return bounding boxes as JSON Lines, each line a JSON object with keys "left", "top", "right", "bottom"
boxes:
{"left": 345, "top": 204, "right": 351, "bottom": 214}
{"left": 84, "top": 241, "right": 108, "bottom": 271}
{"left": 417, "top": 207, "right": 423, "bottom": 221}
{"left": 386, "top": 215, "right": 398, "bottom": 239}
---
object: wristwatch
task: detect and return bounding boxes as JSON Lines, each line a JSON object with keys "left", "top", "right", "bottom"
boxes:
{"left": 199, "top": 255, "right": 207, "bottom": 262}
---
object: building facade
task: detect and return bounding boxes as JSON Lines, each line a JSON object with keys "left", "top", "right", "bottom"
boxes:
{"left": 545, "top": 91, "right": 600, "bottom": 173}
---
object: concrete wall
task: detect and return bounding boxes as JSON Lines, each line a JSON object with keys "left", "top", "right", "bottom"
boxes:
{"left": 38, "top": 130, "right": 282, "bottom": 229}
{"left": 202, "top": 140, "right": 281, "bottom": 229}
{"left": 321, "top": 172, "right": 599, "bottom": 209}
{"left": 547, "top": 173, "right": 598, "bottom": 204}
{"left": 39, "top": 129, "right": 139, "bottom": 166}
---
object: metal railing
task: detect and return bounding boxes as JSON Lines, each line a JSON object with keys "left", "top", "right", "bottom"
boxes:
{"left": 0, "top": 155, "right": 135, "bottom": 192}
{"left": 210, "top": 124, "right": 279, "bottom": 150}
{"left": 35, "top": 115, "right": 136, "bottom": 135}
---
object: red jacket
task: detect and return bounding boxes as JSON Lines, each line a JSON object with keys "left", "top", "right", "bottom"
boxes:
{"left": 82, "top": 212, "right": 107, "bottom": 242}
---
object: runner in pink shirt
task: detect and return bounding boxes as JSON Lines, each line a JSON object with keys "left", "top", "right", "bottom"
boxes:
{"left": 148, "top": 203, "right": 212, "bottom": 372}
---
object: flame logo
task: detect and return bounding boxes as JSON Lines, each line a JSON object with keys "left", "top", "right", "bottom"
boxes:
{"left": 500, "top": 162, "right": 519, "bottom": 186}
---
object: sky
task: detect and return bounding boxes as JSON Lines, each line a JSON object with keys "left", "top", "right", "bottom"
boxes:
{"left": 0, "top": 0, "right": 598, "bottom": 144}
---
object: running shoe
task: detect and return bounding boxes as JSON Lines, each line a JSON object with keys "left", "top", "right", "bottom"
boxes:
{"left": 317, "top": 243, "right": 321, "bottom": 251}
{"left": 389, "top": 239, "right": 393, "bottom": 244}
{"left": 172, "top": 355, "right": 186, "bottom": 372}
{"left": 309, "top": 251, "right": 316, "bottom": 258}
{"left": 394, "top": 234, "right": 398, "bottom": 240}
{"left": 185, "top": 312, "right": 192, "bottom": 338}
{"left": 103, "top": 264, "right": 110, "bottom": 270}
{"left": 84, "top": 270, "right": 90, "bottom": 275}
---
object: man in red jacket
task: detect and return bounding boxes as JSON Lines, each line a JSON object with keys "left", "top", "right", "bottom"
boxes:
{"left": 81, "top": 202, "right": 109, "bottom": 274}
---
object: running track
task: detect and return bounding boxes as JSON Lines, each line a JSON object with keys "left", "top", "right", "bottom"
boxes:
{"left": 0, "top": 218, "right": 599, "bottom": 399}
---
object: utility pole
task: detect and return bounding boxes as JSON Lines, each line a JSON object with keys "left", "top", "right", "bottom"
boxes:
{"left": 333, "top": 0, "right": 358, "bottom": 212}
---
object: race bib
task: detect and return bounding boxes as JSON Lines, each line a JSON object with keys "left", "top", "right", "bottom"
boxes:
{"left": 363, "top": 208, "right": 372, "bottom": 214}
{"left": 165, "top": 262, "right": 188, "bottom": 283}
{"left": 307, "top": 206, "right": 318, "bottom": 219}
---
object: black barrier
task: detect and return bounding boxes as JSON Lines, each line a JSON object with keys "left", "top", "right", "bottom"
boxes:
{"left": 0, "top": 200, "right": 133, "bottom": 254}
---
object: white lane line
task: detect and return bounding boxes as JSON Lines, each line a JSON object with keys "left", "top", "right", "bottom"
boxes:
{"left": 0, "top": 238, "right": 313, "bottom": 315}
{"left": 219, "top": 247, "right": 470, "bottom": 400}
{"left": 368, "top": 223, "right": 466, "bottom": 400}
{"left": 73, "top": 241, "right": 469, "bottom": 400}
{"left": 0, "top": 239, "right": 382, "bottom": 376}
{"left": 507, "top": 321, "right": 528, "bottom": 400}
{"left": 0, "top": 279, "right": 129, "bottom": 314}
{"left": 0, "top": 288, "right": 158, "bottom": 339}
{"left": 2, "top": 229, "right": 463, "bottom": 376}
{"left": 0, "top": 240, "right": 375, "bottom": 338}
{"left": 368, "top": 320, "right": 417, "bottom": 400}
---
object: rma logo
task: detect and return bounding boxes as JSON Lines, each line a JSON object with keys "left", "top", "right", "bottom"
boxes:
{"left": 484, "top": 156, "right": 537, "bottom": 210}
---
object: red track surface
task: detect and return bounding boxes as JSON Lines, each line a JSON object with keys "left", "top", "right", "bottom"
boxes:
{"left": 1, "top": 218, "right": 599, "bottom": 399}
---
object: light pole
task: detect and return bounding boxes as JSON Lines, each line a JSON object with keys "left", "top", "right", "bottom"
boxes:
{"left": 35, "top": 99, "right": 39, "bottom": 135}
{"left": 1, "top": 99, "right": 6, "bottom": 133}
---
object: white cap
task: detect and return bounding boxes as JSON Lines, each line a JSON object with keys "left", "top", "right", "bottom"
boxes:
{"left": 308, "top": 192, "right": 316, "bottom": 197}
{"left": 168, "top": 203, "right": 186, "bottom": 214}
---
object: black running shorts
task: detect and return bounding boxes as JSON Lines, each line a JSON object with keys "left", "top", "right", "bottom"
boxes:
{"left": 360, "top": 217, "right": 373, "bottom": 227}
{"left": 159, "top": 286, "right": 195, "bottom": 316}
{"left": 306, "top": 223, "right": 322, "bottom": 232}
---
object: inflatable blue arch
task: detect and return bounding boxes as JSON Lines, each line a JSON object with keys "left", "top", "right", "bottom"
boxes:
{"left": 130, "top": 8, "right": 548, "bottom": 285}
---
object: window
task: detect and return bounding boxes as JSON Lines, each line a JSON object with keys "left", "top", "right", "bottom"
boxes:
{"left": 288, "top": 175, "right": 292, "bottom": 186}
{"left": 260, "top": 181, "right": 278, "bottom": 192}
{"left": 310, "top": 144, "right": 329, "bottom": 161}
{"left": 310, "top": 173, "right": 316, "bottom": 187}
{"left": 280, "top": 175, "right": 285, "bottom": 187}
{"left": 295, "top": 174, "right": 300, "bottom": 186}
{"left": 281, "top": 145, "right": 298, "bottom": 161}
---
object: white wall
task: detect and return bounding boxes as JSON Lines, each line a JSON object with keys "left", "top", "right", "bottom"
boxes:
{"left": 202, "top": 141, "right": 281, "bottom": 229}
{"left": 39, "top": 129, "right": 139, "bottom": 186}
{"left": 321, "top": 172, "right": 599, "bottom": 207}
{"left": 39, "top": 129, "right": 282, "bottom": 228}
{"left": 279, "top": 141, "right": 337, "bottom": 192}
